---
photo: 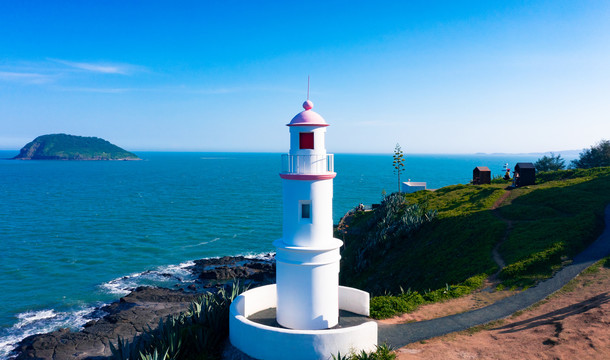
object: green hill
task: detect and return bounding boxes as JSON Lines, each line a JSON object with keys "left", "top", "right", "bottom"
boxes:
{"left": 338, "top": 167, "right": 610, "bottom": 301}
{"left": 13, "top": 134, "right": 140, "bottom": 160}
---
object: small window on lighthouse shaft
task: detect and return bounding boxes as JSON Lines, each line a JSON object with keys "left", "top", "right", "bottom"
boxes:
{"left": 300, "top": 201, "right": 311, "bottom": 219}
{"left": 299, "top": 132, "right": 314, "bottom": 150}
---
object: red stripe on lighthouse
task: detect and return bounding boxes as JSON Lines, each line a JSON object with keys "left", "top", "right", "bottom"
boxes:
{"left": 279, "top": 173, "right": 336, "bottom": 180}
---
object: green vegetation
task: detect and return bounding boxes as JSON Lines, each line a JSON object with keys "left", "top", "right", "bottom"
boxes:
{"left": 571, "top": 139, "right": 610, "bottom": 169}
{"left": 13, "top": 133, "right": 140, "bottom": 160}
{"left": 370, "top": 274, "right": 486, "bottom": 319}
{"left": 110, "top": 282, "right": 246, "bottom": 360}
{"left": 498, "top": 167, "right": 610, "bottom": 288}
{"left": 333, "top": 343, "right": 396, "bottom": 360}
{"left": 534, "top": 152, "right": 566, "bottom": 172}
{"left": 339, "top": 166, "right": 610, "bottom": 319}
{"left": 340, "top": 185, "right": 506, "bottom": 295}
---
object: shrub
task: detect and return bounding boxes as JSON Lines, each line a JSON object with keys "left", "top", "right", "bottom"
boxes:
{"left": 399, "top": 290, "right": 425, "bottom": 308}
{"left": 369, "top": 274, "right": 486, "bottom": 319}
{"left": 370, "top": 296, "right": 411, "bottom": 319}
{"left": 571, "top": 139, "right": 610, "bottom": 169}
{"left": 500, "top": 243, "right": 565, "bottom": 283}
{"left": 534, "top": 153, "right": 566, "bottom": 172}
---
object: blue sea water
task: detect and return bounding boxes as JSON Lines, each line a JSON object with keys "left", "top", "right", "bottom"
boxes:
{"left": 0, "top": 150, "right": 552, "bottom": 357}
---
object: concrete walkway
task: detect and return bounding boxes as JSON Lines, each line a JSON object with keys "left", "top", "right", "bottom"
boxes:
{"left": 379, "top": 205, "right": 610, "bottom": 348}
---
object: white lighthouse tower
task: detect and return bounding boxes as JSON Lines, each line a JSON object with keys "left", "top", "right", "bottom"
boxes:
{"left": 228, "top": 99, "right": 377, "bottom": 360}
{"left": 273, "top": 99, "right": 343, "bottom": 330}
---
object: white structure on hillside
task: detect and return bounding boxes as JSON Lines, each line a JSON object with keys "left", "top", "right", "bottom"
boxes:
{"left": 402, "top": 181, "right": 427, "bottom": 193}
{"left": 229, "top": 100, "right": 378, "bottom": 359}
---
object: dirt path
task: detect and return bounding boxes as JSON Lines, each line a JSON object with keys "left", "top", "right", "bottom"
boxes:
{"left": 395, "top": 260, "right": 610, "bottom": 359}
{"left": 377, "top": 205, "right": 610, "bottom": 352}
{"left": 379, "top": 285, "right": 517, "bottom": 324}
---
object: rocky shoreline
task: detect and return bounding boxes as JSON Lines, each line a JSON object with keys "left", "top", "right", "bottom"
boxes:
{"left": 10, "top": 255, "right": 275, "bottom": 360}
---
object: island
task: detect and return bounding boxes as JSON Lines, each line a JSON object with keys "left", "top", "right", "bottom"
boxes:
{"left": 12, "top": 134, "right": 141, "bottom": 160}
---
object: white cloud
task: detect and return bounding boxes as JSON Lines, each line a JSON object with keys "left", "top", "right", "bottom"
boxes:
{"left": 52, "top": 86, "right": 130, "bottom": 93}
{"left": 0, "top": 71, "right": 54, "bottom": 84}
{"left": 50, "top": 58, "right": 142, "bottom": 75}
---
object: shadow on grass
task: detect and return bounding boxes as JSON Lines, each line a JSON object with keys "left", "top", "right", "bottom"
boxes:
{"left": 496, "top": 173, "right": 610, "bottom": 287}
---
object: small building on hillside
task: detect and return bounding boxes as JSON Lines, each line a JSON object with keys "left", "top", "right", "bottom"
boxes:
{"left": 515, "top": 162, "right": 535, "bottom": 186}
{"left": 402, "top": 181, "right": 427, "bottom": 193}
{"left": 473, "top": 166, "right": 491, "bottom": 185}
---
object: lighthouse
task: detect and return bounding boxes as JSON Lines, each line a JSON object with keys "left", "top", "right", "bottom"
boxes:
{"left": 228, "top": 99, "right": 377, "bottom": 360}
{"left": 273, "top": 99, "right": 343, "bottom": 330}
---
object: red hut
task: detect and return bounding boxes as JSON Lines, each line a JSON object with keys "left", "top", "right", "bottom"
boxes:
{"left": 473, "top": 166, "right": 491, "bottom": 185}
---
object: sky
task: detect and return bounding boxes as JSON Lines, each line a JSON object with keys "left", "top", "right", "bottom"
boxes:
{"left": 1, "top": 1, "right": 609, "bottom": 154}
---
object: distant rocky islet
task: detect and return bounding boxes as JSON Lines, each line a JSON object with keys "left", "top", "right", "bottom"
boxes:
{"left": 12, "top": 134, "right": 140, "bottom": 161}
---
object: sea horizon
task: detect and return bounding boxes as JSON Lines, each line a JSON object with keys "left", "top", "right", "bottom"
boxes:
{"left": 0, "top": 148, "right": 586, "bottom": 157}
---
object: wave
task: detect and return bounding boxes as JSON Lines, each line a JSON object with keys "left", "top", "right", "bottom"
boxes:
{"left": 242, "top": 252, "right": 275, "bottom": 260}
{"left": 99, "top": 260, "right": 197, "bottom": 296}
{"left": 0, "top": 307, "right": 103, "bottom": 360}
{"left": 0, "top": 253, "right": 274, "bottom": 359}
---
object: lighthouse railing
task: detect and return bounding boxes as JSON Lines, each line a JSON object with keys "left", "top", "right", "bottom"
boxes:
{"left": 281, "top": 154, "right": 334, "bottom": 175}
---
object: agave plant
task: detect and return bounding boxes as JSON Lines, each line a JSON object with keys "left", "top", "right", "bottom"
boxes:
{"left": 108, "top": 335, "right": 132, "bottom": 360}
{"left": 332, "top": 351, "right": 350, "bottom": 360}
{"left": 332, "top": 343, "right": 396, "bottom": 360}
{"left": 355, "top": 193, "right": 436, "bottom": 272}
{"left": 142, "top": 315, "right": 183, "bottom": 360}
{"left": 183, "top": 281, "right": 247, "bottom": 358}
{"left": 110, "top": 281, "right": 248, "bottom": 360}
{"left": 139, "top": 347, "right": 169, "bottom": 360}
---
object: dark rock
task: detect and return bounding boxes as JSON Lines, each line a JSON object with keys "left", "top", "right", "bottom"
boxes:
{"left": 11, "top": 255, "right": 276, "bottom": 360}
{"left": 83, "top": 320, "right": 96, "bottom": 328}
{"left": 189, "top": 254, "right": 275, "bottom": 285}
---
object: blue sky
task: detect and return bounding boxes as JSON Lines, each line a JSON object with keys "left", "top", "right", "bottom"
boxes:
{"left": 1, "top": 1, "right": 609, "bottom": 153}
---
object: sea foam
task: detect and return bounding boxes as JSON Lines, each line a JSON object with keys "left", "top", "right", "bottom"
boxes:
{"left": 99, "top": 260, "right": 197, "bottom": 296}
{"left": 0, "top": 307, "right": 101, "bottom": 360}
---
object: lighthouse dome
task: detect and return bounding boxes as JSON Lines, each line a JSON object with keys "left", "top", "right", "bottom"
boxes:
{"left": 288, "top": 100, "right": 329, "bottom": 127}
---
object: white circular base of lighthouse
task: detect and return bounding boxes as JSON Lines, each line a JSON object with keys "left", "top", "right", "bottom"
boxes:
{"left": 229, "top": 284, "right": 378, "bottom": 360}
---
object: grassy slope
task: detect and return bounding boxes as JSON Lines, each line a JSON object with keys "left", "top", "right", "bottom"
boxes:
{"left": 340, "top": 184, "right": 506, "bottom": 295}
{"left": 339, "top": 167, "right": 610, "bottom": 297}
{"left": 498, "top": 168, "right": 610, "bottom": 287}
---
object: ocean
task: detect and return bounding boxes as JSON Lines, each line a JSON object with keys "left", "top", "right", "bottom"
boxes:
{"left": 0, "top": 150, "right": 553, "bottom": 357}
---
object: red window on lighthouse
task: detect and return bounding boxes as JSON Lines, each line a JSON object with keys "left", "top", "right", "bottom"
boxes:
{"left": 299, "top": 132, "right": 314, "bottom": 149}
